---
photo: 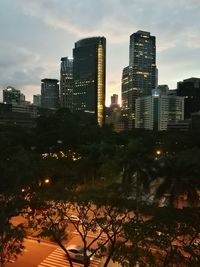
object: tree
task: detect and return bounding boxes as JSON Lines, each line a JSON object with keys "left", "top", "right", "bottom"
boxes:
{"left": 0, "top": 196, "right": 26, "bottom": 267}
{"left": 28, "top": 198, "right": 134, "bottom": 267}
{"left": 118, "top": 139, "right": 156, "bottom": 201}
{"left": 155, "top": 149, "right": 200, "bottom": 207}
{"left": 141, "top": 207, "right": 200, "bottom": 267}
{"left": 0, "top": 145, "right": 40, "bottom": 195}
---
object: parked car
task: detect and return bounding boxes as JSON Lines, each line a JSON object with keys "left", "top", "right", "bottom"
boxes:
{"left": 66, "top": 245, "right": 93, "bottom": 263}
{"left": 69, "top": 215, "right": 80, "bottom": 221}
{"left": 65, "top": 214, "right": 82, "bottom": 223}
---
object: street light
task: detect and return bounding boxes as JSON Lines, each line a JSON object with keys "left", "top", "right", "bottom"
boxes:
{"left": 44, "top": 178, "right": 50, "bottom": 184}
{"left": 156, "top": 150, "right": 161, "bottom": 156}
{"left": 155, "top": 149, "right": 162, "bottom": 160}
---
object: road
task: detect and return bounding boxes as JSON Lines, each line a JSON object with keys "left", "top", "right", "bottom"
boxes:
{"left": 5, "top": 239, "right": 57, "bottom": 267}
{"left": 7, "top": 215, "right": 111, "bottom": 267}
{"left": 5, "top": 236, "right": 102, "bottom": 267}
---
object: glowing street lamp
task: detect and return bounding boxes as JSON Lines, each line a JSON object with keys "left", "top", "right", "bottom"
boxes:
{"left": 156, "top": 150, "right": 161, "bottom": 156}
{"left": 44, "top": 178, "right": 50, "bottom": 184}
{"left": 155, "top": 149, "right": 162, "bottom": 160}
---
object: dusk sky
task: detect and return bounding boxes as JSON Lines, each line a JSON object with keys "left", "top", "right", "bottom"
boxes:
{"left": 0, "top": 0, "right": 200, "bottom": 105}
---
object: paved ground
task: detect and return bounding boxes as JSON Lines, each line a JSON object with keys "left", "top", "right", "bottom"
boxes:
{"left": 38, "top": 247, "right": 101, "bottom": 267}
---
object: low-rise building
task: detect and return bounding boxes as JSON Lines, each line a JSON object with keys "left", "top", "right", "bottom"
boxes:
{"left": 135, "top": 89, "right": 185, "bottom": 131}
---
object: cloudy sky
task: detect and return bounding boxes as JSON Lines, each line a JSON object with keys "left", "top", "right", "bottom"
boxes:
{"left": 0, "top": 0, "right": 200, "bottom": 105}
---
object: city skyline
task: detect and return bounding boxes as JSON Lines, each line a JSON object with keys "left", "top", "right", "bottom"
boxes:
{"left": 0, "top": 0, "right": 200, "bottom": 105}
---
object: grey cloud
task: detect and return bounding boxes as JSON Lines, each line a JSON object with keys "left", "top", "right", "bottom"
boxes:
{"left": 0, "top": 42, "right": 43, "bottom": 86}
{"left": 1, "top": 0, "right": 200, "bottom": 101}
{"left": 19, "top": 0, "right": 200, "bottom": 49}
{"left": 0, "top": 41, "right": 59, "bottom": 100}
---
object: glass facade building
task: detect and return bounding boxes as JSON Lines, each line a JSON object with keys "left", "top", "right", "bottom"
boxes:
{"left": 73, "top": 37, "right": 106, "bottom": 127}
{"left": 60, "top": 57, "right": 73, "bottom": 111}
{"left": 129, "top": 30, "right": 156, "bottom": 96}
{"left": 122, "top": 30, "right": 157, "bottom": 129}
{"left": 177, "top": 78, "right": 200, "bottom": 119}
{"left": 41, "top": 79, "right": 59, "bottom": 110}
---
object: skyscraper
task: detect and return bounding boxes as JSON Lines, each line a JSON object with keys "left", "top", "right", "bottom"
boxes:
{"left": 110, "top": 94, "right": 119, "bottom": 111}
{"left": 111, "top": 94, "right": 118, "bottom": 106}
{"left": 60, "top": 57, "right": 73, "bottom": 111}
{"left": 177, "top": 77, "right": 200, "bottom": 119}
{"left": 129, "top": 30, "right": 156, "bottom": 95}
{"left": 122, "top": 30, "right": 157, "bottom": 128}
{"left": 73, "top": 37, "right": 106, "bottom": 126}
{"left": 121, "top": 66, "right": 140, "bottom": 128}
{"left": 41, "top": 79, "right": 59, "bottom": 109}
{"left": 33, "top": 94, "right": 41, "bottom": 107}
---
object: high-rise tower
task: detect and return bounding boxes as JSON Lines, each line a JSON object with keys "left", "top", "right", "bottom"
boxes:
{"left": 122, "top": 30, "right": 157, "bottom": 128}
{"left": 41, "top": 79, "right": 59, "bottom": 109}
{"left": 60, "top": 57, "right": 73, "bottom": 111}
{"left": 177, "top": 78, "right": 200, "bottom": 119}
{"left": 73, "top": 37, "right": 106, "bottom": 126}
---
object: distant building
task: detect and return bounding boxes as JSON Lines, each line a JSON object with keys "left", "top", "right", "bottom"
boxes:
{"left": 167, "top": 89, "right": 177, "bottom": 96}
{"left": 135, "top": 90, "right": 184, "bottom": 131}
{"left": 41, "top": 79, "right": 59, "bottom": 109}
{"left": 157, "top": 85, "right": 169, "bottom": 95}
{"left": 111, "top": 94, "right": 118, "bottom": 106}
{"left": 0, "top": 103, "right": 38, "bottom": 128}
{"left": 110, "top": 94, "right": 119, "bottom": 110}
{"left": 167, "top": 120, "right": 191, "bottom": 131}
{"left": 105, "top": 107, "right": 125, "bottom": 132}
{"left": 191, "top": 111, "right": 200, "bottom": 130}
{"left": 60, "top": 57, "right": 73, "bottom": 111}
{"left": 3, "top": 86, "right": 25, "bottom": 105}
{"left": 122, "top": 30, "right": 157, "bottom": 129}
{"left": 33, "top": 94, "right": 41, "bottom": 107}
{"left": 73, "top": 37, "right": 106, "bottom": 126}
{"left": 177, "top": 77, "right": 200, "bottom": 119}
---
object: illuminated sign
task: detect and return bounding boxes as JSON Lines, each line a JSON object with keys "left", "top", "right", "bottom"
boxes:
{"left": 152, "top": 89, "right": 160, "bottom": 97}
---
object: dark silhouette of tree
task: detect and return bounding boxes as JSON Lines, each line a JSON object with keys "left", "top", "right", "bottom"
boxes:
{"left": 0, "top": 196, "right": 26, "bottom": 267}
{"left": 29, "top": 198, "right": 135, "bottom": 267}
{"left": 0, "top": 145, "right": 40, "bottom": 195}
{"left": 118, "top": 139, "right": 156, "bottom": 201}
{"left": 155, "top": 149, "right": 200, "bottom": 207}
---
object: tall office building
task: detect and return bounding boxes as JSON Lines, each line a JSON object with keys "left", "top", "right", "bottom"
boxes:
{"left": 129, "top": 30, "right": 156, "bottom": 94}
{"left": 177, "top": 77, "right": 200, "bottom": 119}
{"left": 41, "top": 79, "right": 59, "bottom": 109}
{"left": 121, "top": 66, "right": 140, "bottom": 128}
{"left": 60, "top": 57, "right": 73, "bottom": 110}
{"left": 135, "top": 89, "right": 184, "bottom": 131}
{"left": 122, "top": 30, "right": 157, "bottom": 129}
{"left": 110, "top": 94, "right": 119, "bottom": 110}
{"left": 73, "top": 37, "right": 106, "bottom": 127}
{"left": 3, "top": 86, "right": 25, "bottom": 105}
{"left": 111, "top": 94, "right": 118, "bottom": 106}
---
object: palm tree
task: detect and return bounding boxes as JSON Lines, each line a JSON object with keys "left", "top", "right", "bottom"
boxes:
{"left": 119, "top": 139, "right": 157, "bottom": 202}
{"left": 155, "top": 148, "right": 200, "bottom": 208}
